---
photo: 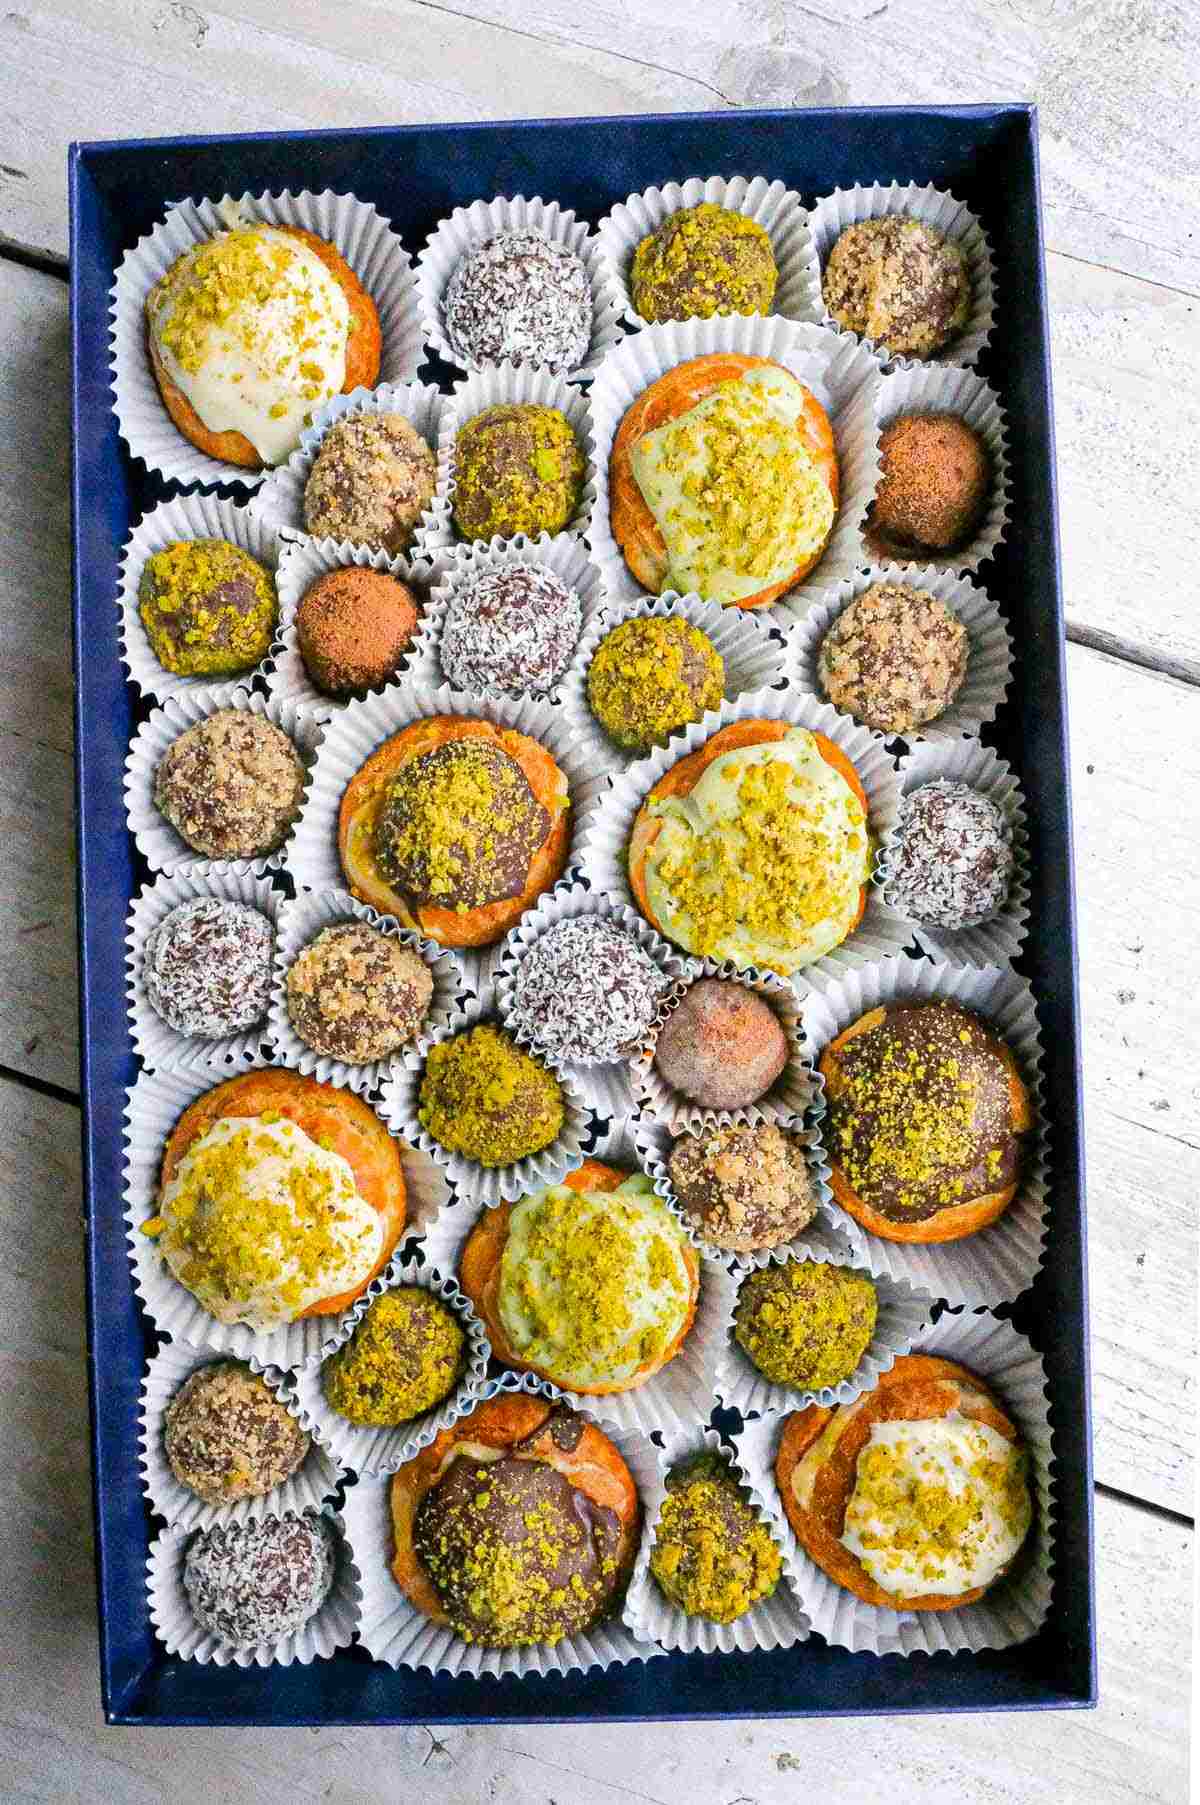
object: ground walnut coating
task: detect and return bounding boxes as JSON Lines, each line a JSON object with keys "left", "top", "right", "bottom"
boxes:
{"left": 153, "top": 708, "right": 306, "bottom": 860}
{"left": 649, "top": 1452, "right": 781, "bottom": 1623}
{"left": 886, "top": 781, "right": 1014, "bottom": 930}
{"left": 631, "top": 204, "right": 778, "bottom": 324}
{"left": 451, "top": 404, "right": 585, "bottom": 541}
{"left": 733, "top": 1261, "right": 878, "bottom": 1390}
{"left": 668, "top": 1122, "right": 817, "bottom": 1253}
{"left": 418, "top": 1023, "right": 564, "bottom": 1166}
{"left": 138, "top": 538, "right": 278, "bottom": 678}
{"left": 505, "top": 915, "right": 669, "bottom": 1065}
{"left": 439, "top": 562, "right": 583, "bottom": 696}
{"left": 303, "top": 413, "right": 437, "bottom": 553}
{"left": 164, "top": 1359, "right": 310, "bottom": 1507}
{"left": 296, "top": 567, "right": 420, "bottom": 697}
{"left": 286, "top": 921, "right": 434, "bottom": 1062}
{"left": 868, "top": 412, "right": 990, "bottom": 555}
{"left": 822, "top": 216, "right": 971, "bottom": 360}
{"left": 653, "top": 979, "right": 789, "bottom": 1111}
{"left": 183, "top": 1513, "right": 336, "bottom": 1650}
{"left": 817, "top": 581, "right": 969, "bottom": 736}
{"left": 144, "top": 897, "right": 274, "bottom": 1038}
{"left": 443, "top": 229, "right": 592, "bottom": 375}
{"left": 322, "top": 1287, "right": 465, "bottom": 1427}
{"left": 586, "top": 616, "right": 725, "bottom": 755}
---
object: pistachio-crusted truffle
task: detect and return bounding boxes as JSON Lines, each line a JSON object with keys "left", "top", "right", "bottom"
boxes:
{"left": 439, "top": 562, "right": 583, "bottom": 695}
{"left": 153, "top": 708, "right": 306, "bottom": 860}
{"left": 286, "top": 922, "right": 434, "bottom": 1062}
{"left": 649, "top": 1451, "right": 781, "bottom": 1622}
{"left": 869, "top": 412, "right": 990, "bottom": 555}
{"left": 164, "top": 1359, "right": 311, "bottom": 1507}
{"left": 886, "top": 781, "right": 1014, "bottom": 930}
{"left": 323, "top": 1287, "right": 466, "bottom": 1427}
{"left": 303, "top": 413, "right": 437, "bottom": 553}
{"left": 138, "top": 538, "right": 278, "bottom": 678}
{"left": 817, "top": 581, "right": 968, "bottom": 736}
{"left": 586, "top": 616, "right": 725, "bottom": 754}
{"left": 418, "top": 1024, "right": 564, "bottom": 1167}
{"left": 295, "top": 567, "right": 420, "bottom": 697}
{"left": 443, "top": 229, "right": 593, "bottom": 376}
{"left": 668, "top": 1122, "right": 817, "bottom": 1253}
{"left": 822, "top": 216, "right": 971, "bottom": 360}
{"left": 631, "top": 204, "right": 778, "bottom": 324}
{"left": 144, "top": 897, "right": 275, "bottom": 1039}
{"left": 451, "top": 404, "right": 585, "bottom": 542}
{"left": 653, "top": 979, "right": 788, "bottom": 1111}
{"left": 734, "top": 1261, "right": 878, "bottom": 1390}
{"left": 183, "top": 1514, "right": 336, "bottom": 1649}
{"left": 505, "top": 916, "right": 669, "bottom": 1065}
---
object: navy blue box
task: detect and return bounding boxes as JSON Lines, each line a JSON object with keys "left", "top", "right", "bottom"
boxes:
{"left": 68, "top": 103, "right": 1094, "bottom": 1725}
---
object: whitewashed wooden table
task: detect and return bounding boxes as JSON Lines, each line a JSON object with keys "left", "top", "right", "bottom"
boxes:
{"left": 0, "top": 6, "right": 1196, "bottom": 1800}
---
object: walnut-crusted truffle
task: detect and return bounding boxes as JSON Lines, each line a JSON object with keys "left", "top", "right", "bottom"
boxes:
{"left": 322, "top": 1287, "right": 466, "bottom": 1427}
{"left": 505, "top": 915, "right": 669, "bottom": 1065}
{"left": 164, "top": 1359, "right": 311, "bottom": 1507}
{"left": 137, "top": 538, "right": 278, "bottom": 678}
{"left": 303, "top": 413, "right": 437, "bottom": 553}
{"left": 439, "top": 562, "right": 583, "bottom": 695}
{"left": 144, "top": 897, "right": 275, "bottom": 1038}
{"left": 443, "top": 229, "right": 593, "bottom": 375}
{"left": 817, "top": 581, "right": 968, "bottom": 736}
{"left": 286, "top": 921, "right": 434, "bottom": 1062}
{"left": 649, "top": 1451, "right": 781, "bottom": 1622}
{"left": 296, "top": 567, "right": 420, "bottom": 697}
{"left": 653, "top": 979, "right": 789, "bottom": 1112}
{"left": 886, "top": 781, "right": 1014, "bottom": 930}
{"left": 631, "top": 203, "right": 778, "bottom": 324}
{"left": 418, "top": 1023, "right": 564, "bottom": 1167}
{"left": 451, "top": 404, "right": 585, "bottom": 542}
{"left": 183, "top": 1514, "right": 336, "bottom": 1649}
{"left": 586, "top": 615, "right": 725, "bottom": 755}
{"left": 153, "top": 708, "right": 306, "bottom": 860}
{"left": 734, "top": 1261, "right": 878, "bottom": 1390}
{"left": 668, "top": 1122, "right": 818, "bottom": 1252}
{"left": 822, "top": 216, "right": 971, "bottom": 360}
{"left": 869, "top": 412, "right": 990, "bottom": 556}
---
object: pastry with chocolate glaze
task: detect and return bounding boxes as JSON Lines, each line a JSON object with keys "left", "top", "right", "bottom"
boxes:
{"left": 868, "top": 412, "right": 990, "bottom": 557}
{"left": 668, "top": 1122, "right": 818, "bottom": 1252}
{"left": 822, "top": 216, "right": 970, "bottom": 361}
{"left": 817, "top": 582, "right": 968, "bottom": 736}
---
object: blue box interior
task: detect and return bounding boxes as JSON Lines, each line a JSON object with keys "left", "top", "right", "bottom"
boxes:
{"left": 68, "top": 103, "right": 1094, "bottom": 1726}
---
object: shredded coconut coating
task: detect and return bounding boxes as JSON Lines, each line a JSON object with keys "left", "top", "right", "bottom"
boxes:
{"left": 505, "top": 916, "right": 669, "bottom": 1065}
{"left": 183, "top": 1513, "right": 336, "bottom": 1649}
{"left": 586, "top": 616, "right": 724, "bottom": 754}
{"left": 452, "top": 404, "right": 585, "bottom": 542}
{"left": 138, "top": 538, "right": 278, "bottom": 678}
{"left": 164, "top": 1359, "right": 310, "bottom": 1506}
{"left": 439, "top": 562, "right": 583, "bottom": 696}
{"left": 817, "top": 582, "right": 968, "bottom": 736}
{"left": 154, "top": 708, "right": 306, "bottom": 860}
{"left": 322, "top": 1287, "right": 465, "bottom": 1427}
{"left": 144, "top": 897, "right": 274, "bottom": 1038}
{"left": 668, "top": 1122, "right": 817, "bottom": 1252}
{"left": 286, "top": 921, "right": 434, "bottom": 1061}
{"left": 443, "top": 228, "right": 592, "bottom": 375}
{"left": 886, "top": 781, "right": 1013, "bottom": 929}
{"left": 650, "top": 1452, "right": 781, "bottom": 1621}
{"left": 631, "top": 203, "right": 777, "bottom": 324}
{"left": 418, "top": 1023, "right": 564, "bottom": 1166}
{"left": 822, "top": 216, "right": 970, "bottom": 360}
{"left": 303, "top": 413, "right": 437, "bottom": 554}
{"left": 734, "top": 1260, "right": 877, "bottom": 1389}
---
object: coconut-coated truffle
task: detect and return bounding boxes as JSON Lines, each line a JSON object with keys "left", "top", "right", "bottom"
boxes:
{"left": 886, "top": 781, "right": 1014, "bottom": 930}
{"left": 137, "top": 538, "right": 278, "bottom": 678}
{"left": 734, "top": 1261, "right": 878, "bottom": 1390}
{"left": 668, "top": 1122, "right": 817, "bottom": 1252}
{"left": 817, "top": 581, "right": 968, "bottom": 736}
{"left": 586, "top": 616, "right": 724, "bottom": 754}
{"left": 631, "top": 204, "right": 778, "bottom": 324}
{"left": 504, "top": 915, "right": 669, "bottom": 1065}
{"left": 322, "top": 1287, "right": 466, "bottom": 1427}
{"left": 650, "top": 1451, "right": 781, "bottom": 1622}
{"left": 183, "top": 1514, "right": 336, "bottom": 1649}
{"left": 164, "top": 1359, "right": 310, "bottom": 1507}
{"left": 418, "top": 1023, "right": 564, "bottom": 1167}
{"left": 823, "top": 216, "right": 970, "bottom": 360}
{"left": 443, "top": 228, "right": 592, "bottom": 375}
{"left": 869, "top": 412, "right": 990, "bottom": 555}
{"left": 439, "top": 562, "right": 583, "bottom": 695}
{"left": 451, "top": 404, "right": 585, "bottom": 542}
{"left": 286, "top": 921, "right": 435, "bottom": 1062}
{"left": 652, "top": 979, "right": 788, "bottom": 1111}
{"left": 295, "top": 567, "right": 420, "bottom": 697}
{"left": 144, "top": 897, "right": 275, "bottom": 1039}
{"left": 303, "top": 413, "right": 437, "bottom": 553}
{"left": 153, "top": 708, "right": 306, "bottom": 860}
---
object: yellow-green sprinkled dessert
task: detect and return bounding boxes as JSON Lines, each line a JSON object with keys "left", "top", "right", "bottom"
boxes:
{"left": 631, "top": 203, "right": 778, "bottom": 324}
{"left": 650, "top": 1451, "right": 782, "bottom": 1622}
{"left": 418, "top": 1023, "right": 564, "bottom": 1167}
{"left": 323, "top": 1287, "right": 466, "bottom": 1427}
{"left": 586, "top": 615, "right": 724, "bottom": 755}
{"left": 451, "top": 403, "right": 585, "bottom": 541}
{"left": 734, "top": 1261, "right": 878, "bottom": 1390}
{"left": 137, "top": 538, "right": 278, "bottom": 678}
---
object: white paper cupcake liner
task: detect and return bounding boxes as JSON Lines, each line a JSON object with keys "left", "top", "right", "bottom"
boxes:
{"left": 578, "top": 688, "right": 911, "bottom": 986}
{"left": 124, "top": 689, "right": 323, "bottom": 879}
{"left": 799, "top": 959, "right": 1049, "bottom": 1306}
{"left": 787, "top": 564, "right": 1013, "bottom": 746}
{"left": 285, "top": 676, "right": 609, "bottom": 991}
{"left": 405, "top": 530, "right": 605, "bottom": 701}
{"left": 111, "top": 188, "right": 425, "bottom": 491}
{"left": 117, "top": 494, "right": 283, "bottom": 707}
{"left": 147, "top": 1505, "right": 359, "bottom": 1667}
{"left": 126, "top": 868, "right": 283, "bottom": 1072}
{"left": 865, "top": 367, "right": 1010, "bottom": 575}
{"left": 423, "top": 364, "right": 596, "bottom": 554}
{"left": 268, "top": 886, "right": 471, "bottom": 1092}
{"left": 586, "top": 316, "right": 881, "bottom": 621}
{"left": 281, "top": 1262, "right": 492, "bottom": 1476}
{"left": 124, "top": 1059, "right": 447, "bottom": 1369}
{"left": 560, "top": 590, "right": 790, "bottom": 776}
{"left": 622, "top": 1425, "right": 810, "bottom": 1655}
{"left": 416, "top": 194, "right": 625, "bottom": 383}
{"left": 596, "top": 175, "right": 823, "bottom": 332}
{"left": 809, "top": 182, "right": 996, "bottom": 371}
{"left": 878, "top": 741, "right": 1031, "bottom": 968}
{"left": 732, "top": 1309, "right": 1054, "bottom": 1655}
{"left": 138, "top": 1338, "right": 344, "bottom": 1533}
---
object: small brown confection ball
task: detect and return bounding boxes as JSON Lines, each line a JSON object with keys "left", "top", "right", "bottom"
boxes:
{"left": 303, "top": 413, "right": 437, "bottom": 553}
{"left": 734, "top": 1262, "right": 878, "bottom": 1391}
{"left": 154, "top": 708, "right": 306, "bottom": 860}
{"left": 668, "top": 1122, "right": 819, "bottom": 1253}
{"left": 653, "top": 979, "right": 789, "bottom": 1111}
{"left": 823, "top": 216, "right": 970, "bottom": 360}
{"left": 817, "top": 581, "right": 969, "bottom": 736}
{"left": 286, "top": 922, "right": 434, "bottom": 1062}
{"left": 630, "top": 203, "right": 778, "bottom": 324}
{"left": 451, "top": 403, "right": 585, "bottom": 542}
{"left": 869, "top": 413, "right": 990, "bottom": 554}
{"left": 295, "top": 568, "right": 420, "bottom": 697}
{"left": 164, "top": 1360, "right": 310, "bottom": 1507}
{"left": 184, "top": 1515, "right": 335, "bottom": 1650}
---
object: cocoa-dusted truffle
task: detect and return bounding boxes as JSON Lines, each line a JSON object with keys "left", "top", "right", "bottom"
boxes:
{"left": 869, "top": 412, "right": 990, "bottom": 556}
{"left": 823, "top": 216, "right": 970, "bottom": 360}
{"left": 734, "top": 1261, "right": 878, "bottom": 1390}
{"left": 418, "top": 1023, "right": 564, "bottom": 1167}
{"left": 443, "top": 229, "right": 592, "bottom": 376}
{"left": 303, "top": 413, "right": 437, "bottom": 553}
{"left": 439, "top": 562, "right": 582, "bottom": 695}
{"left": 138, "top": 538, "right": 278, "bottom": 679}
{"left": 586, "top": 615, "right": 724, "bottom": 755}
{"left": 295, "top": 567, "right": 420, "bottom": 698}
{"left": 650, "top": 1451, "right": 781, "bottom": 1622}
{"left": 817, "top": 581, "right": 968, "bottom": 736}
{"left": 652, "top": 979, "right": 788, "bottom": 1111}
{"left": 183, "top": 1514, "right": 336, "bottom": 1649}
{"left": 323, "top": 1287, "right": 466, "bottom": 1427}
{"left": 286, "top": 921, "right": 434, "bottom": 1062}
{"left": 144, "top": 897, "right": 274, "bottom": 1039}
{"left": 631, "top": 203, "right": 777, "bottom": 324}
{"left": 668, "top": 1122, "right": 817, "bottom": 1253}
{"left": 886, "top": 781, "right": 1013, "bottom": 930}
{"left": 451, "top": 404, "right": 585, "bottom": 542}
{"left": 154, "top": 708, "right": 306, "bottom": 860}
{"left": 164, "top": 1359, "right": 310, "bottom": 1507}
{"left": 505, "top": 915, "right": 669, "bottom": 1065}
